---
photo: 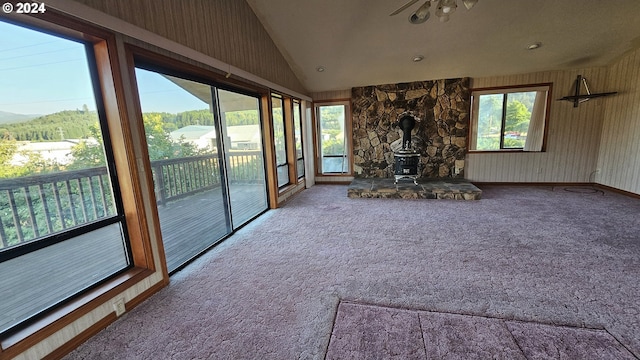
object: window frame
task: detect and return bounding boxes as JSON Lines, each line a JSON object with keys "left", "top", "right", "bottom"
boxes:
{"left": 0, "top": 24, "right": 130, "bottom": 264}
{"left": 0, "top": 12, "right": 158, "bottom": 354}
{"left": 270, "top": 94, "right": 290, "bottom": 188}
{"left": 130, "top": 56, "right": 271, "bottom": 271}
{"left": 0, "top": 18, "right": 134, "bottom": 334}
{"left": 314, "top": 100, "right": 353, "bottom": 175}
{"left": 293, "top": 99, "right": 305, "bottom": 180}
{"left": 469, "top": 83, "right": 552, "bottom": 153}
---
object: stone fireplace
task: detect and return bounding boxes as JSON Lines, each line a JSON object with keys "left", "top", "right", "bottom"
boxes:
{"left": 351, "top": 78, "right": 471, "bottom": 179}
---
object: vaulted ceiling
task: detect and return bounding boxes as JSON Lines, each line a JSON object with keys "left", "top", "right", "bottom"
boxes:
{"left": 245, "top": 0, "right": 640, "bottom": 93}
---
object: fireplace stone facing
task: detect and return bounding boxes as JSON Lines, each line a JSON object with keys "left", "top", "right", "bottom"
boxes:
{"left": 347, "top": 178, "right": 482, "bottom": 200}
{"left": 351, "top": 78, "right": 470, "bottom": 179}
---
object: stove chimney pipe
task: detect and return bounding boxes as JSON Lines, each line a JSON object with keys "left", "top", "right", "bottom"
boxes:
{"left": 398, "top": 115, "right": 416, "bottom": 150}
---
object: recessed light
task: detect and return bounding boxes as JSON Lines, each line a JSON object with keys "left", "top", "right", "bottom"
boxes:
{"left": 527, "top": 42, "right": 542, "bottom": 50}
{"left": 412, "top": 55, "right": 424, "bottom": 62}
{"left": 316, "top": 66, "right": 326, "bottom": 72}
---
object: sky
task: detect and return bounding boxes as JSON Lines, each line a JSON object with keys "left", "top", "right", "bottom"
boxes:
{"left": 0, "top": 20, "right": 206, "bottom": 116}
{"left": 135, "top": 68, "right": 208, "bottom": 114}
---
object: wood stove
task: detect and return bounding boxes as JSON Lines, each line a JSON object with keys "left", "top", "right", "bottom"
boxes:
{"left": 394, "top": 151, "right": 420, "bottom": 184}
{"left": 393, "top": 113, "right": 420, "bottom": 185}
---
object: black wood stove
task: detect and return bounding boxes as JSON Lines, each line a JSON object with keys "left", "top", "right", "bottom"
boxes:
{"left": 394, "top": 114, "right": 420, "bottom": 185}
{"left": 394, "top": 151, "right": 420, "bottom": 185}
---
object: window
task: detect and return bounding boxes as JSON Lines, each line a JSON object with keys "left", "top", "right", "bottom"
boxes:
{"left": 218, "top": 89, "right": 268, "bottom": 227}
{"left": 133, "top": 64, "right": 268, "bottom": 272}
{"left": 271, "top": 95, "right": 289, "bottom": 187}
{"left": 293, "top": 100, "right": 304, "bottom": 179}
{"left": 0, "top": 21, "right": 131, "bottom": 334}
{"left": 315, "top": 101, "right": 351, "bottom": 174}
{"left": 470, "top": 84, "right": 551, "bottom": 152}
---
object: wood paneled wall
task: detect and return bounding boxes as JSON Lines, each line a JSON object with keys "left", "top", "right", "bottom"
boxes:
{"left": 73, "top": 0, "right": 307, "bottom": 95}
{"left": 311, "top": 90, "right": 352, "bottom": 102}
{"left": 467, "top": 68, "right": 610, "bottom": 183}
{"left": 597, "top": 47, "right": 640, "bottom": 194}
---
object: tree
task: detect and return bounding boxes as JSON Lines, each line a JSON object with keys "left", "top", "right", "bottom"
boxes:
{"left": 1, "top": 110, "right": 99, "bottom": 141}
{"left": 0, "top": 133, "right": 61, "bottom": 178}
{"left": 68, "top": 123, "right": 106, "bottom": 170}
{"left": 3, "top": 109, "right": 214, "bottom": 177}
{"left": 477, "top": 94, "right": 502, "bottom": 137}
{"left": 0, "top": 135, "right": 20, "bottom": 178}
{"left": 505, "top": 100, "right": 531, "bottom": 133}
{"left": 225, "top": 110, "right": 259, "bottom": 126}
{"left": 143, "top": 113, "right": 206, "bottom": 160}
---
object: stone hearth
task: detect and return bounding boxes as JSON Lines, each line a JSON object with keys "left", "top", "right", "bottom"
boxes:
{"left": 347, "top": 178, "right": 482, "bottom": 200}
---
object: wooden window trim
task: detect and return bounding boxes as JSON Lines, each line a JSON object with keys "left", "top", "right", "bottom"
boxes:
{"left": 1, "top": 268, "right": 155, "bottom": 356}
{"left": 0, "top": 10, "right": 162, "bottom": 357}
{"left": 261, "top": 95, "right": 279, "bottom": 208}
{"left": 292, "top": 100, "right": 305, "bottom": 180}
{"left": 127, "top": 45, "right": 269, "bottom": 96}
{"left": 313, "top": 99, "right": 354, "bottom": 177}
{"left": 283, "top": 97, "right": 298, "bottom": 185}
{"left": 270, "top": 93, "right": 290, "bottom": 189}
{"left": 123, "top": 48, "right": 303, "bottom": 210}
{"left": 468, "top": 83, "right": 553, "bottom": 153}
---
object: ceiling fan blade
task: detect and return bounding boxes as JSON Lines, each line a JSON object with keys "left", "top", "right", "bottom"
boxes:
{"left": 389, "top": 0, "right": 419, "bottom": 16}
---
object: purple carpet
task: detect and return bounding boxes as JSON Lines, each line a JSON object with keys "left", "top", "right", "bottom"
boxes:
{"left": 64, "top": 185, "right": 640, "bottom": 359}
{"left": 326, "top": 302, "right": 635, "bottom": 359}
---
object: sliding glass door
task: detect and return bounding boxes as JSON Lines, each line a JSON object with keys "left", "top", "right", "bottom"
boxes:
{"left": 217, "top": 89, "right": 268, "bottom": 228}
{"left": 135, "top": 68, "right": 229, "bottom": 272}
{"left": 134, "top": 67, "right": 268, "bottom": 272}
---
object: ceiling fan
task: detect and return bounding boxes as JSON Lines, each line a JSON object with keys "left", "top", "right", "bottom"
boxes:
{"left": 389, "top": 0, "right": 478, "bottom": 24}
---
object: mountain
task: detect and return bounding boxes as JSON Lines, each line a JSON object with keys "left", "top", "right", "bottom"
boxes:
{"left": 0, "top": 110, "right": 99, "bottom": 141}
{"left": 0, "top": 111, "right": 41, "bottom": 124}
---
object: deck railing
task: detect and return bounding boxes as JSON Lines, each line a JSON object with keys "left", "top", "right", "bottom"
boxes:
{"left": 0, "top": 151, "right": 263, "bottom": 249}
{"left": 226, "top": 151, "right": 266, "bottom": 183}
{"left": 0, "top": 167, "right": 116, "bottom": 249}
{"left": 150, "top": 154, "right": 221, "bottom": 206}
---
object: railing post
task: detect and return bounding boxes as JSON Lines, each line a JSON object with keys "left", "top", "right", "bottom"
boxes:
{"left": 0, "top": 205, "right": 8, "bottom": 248}
{"left": 151, "top": 162, "right": 167, "bottom": 206}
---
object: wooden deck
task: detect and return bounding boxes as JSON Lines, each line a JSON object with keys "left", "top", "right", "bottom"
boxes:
{"left": 0, "top": 183, "right": 267, "bottom": 333}
{"left": 158, "top": 183, "right": 268, "bottom": 272}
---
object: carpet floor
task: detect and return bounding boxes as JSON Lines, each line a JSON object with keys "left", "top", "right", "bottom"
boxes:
{"left": 64, "top": 185, "right": 640, "bottom": 359}
{"left": 326, "top": 301, "right": 635, "bottom": 359}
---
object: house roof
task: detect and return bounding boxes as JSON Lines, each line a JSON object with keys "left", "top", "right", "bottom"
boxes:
{"left": 170, "top": 125, "right": 216, "bottom": 141}
{"left": 226, "top": 125, "right": 261, "bottom": 143}
{"left": 245, "top": 0, "right": 640, "bottom": 92}
{"left": 169, "top": 125, "right": 260, "bottom": 143}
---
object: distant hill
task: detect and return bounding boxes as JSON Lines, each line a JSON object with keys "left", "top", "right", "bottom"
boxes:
{"left": 0, "top": 110, "right": 99, "bottom": 141}
{"left": 0, "top": 108, "right": 259, "bottom": 142}
{"left": 0, "top": 111, "right": 41, "bottom": 124}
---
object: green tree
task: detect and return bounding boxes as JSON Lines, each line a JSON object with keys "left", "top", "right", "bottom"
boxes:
{"left": 68, "top": 123, "right": 106, "bottom": 170}
{"left": 505, "top": 100, "right": 531, "bottom": 133}
{"left": 1, "top": 110, "right": 99, "bottom": 141}
{"left": 143, "top": 113, "right": 205, "bottom": 160}
{"left": 0, "top": 135, "right": 20, "bottom": 178}
{"left": 225, "top": 110, "right": 259, "bottom": 126}
{"left": 322, "top": 137, "right": 345, "bottom": 156}
{"left": 477, "top": 94, "right": 502, "bottom": 138}
{"left": 0, "top": 133, "right": 61, "bottom": 178}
